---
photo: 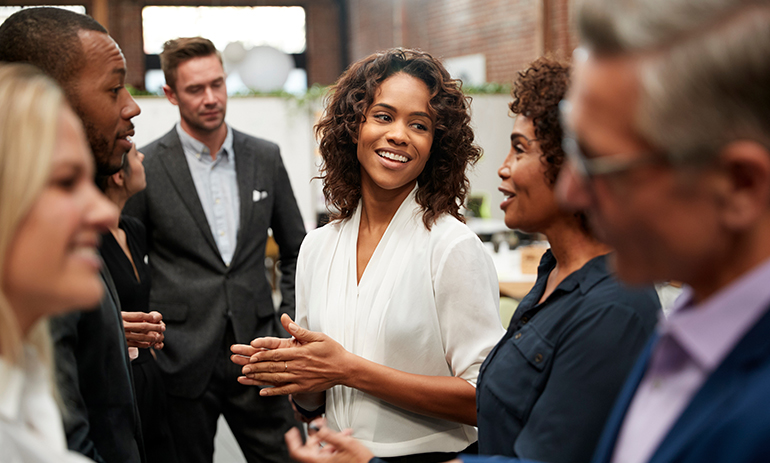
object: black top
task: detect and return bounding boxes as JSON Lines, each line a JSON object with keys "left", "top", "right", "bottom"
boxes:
{"left": 100, "top": 215, "right": 151, "bottom": 363}
{"left": 476, "top": 250, "right": 660, "bottom": 463}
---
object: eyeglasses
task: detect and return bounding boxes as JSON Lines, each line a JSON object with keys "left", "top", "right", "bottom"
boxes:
{"left": 562, "top": 135, "right": 668, "bottom": 181}
{"left": 559, "top": 99, "right": 668, "bottom": 182}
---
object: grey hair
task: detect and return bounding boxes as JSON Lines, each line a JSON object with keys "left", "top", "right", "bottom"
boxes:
{"left": 578, "top": 0, "right": 770, "bottom": 164}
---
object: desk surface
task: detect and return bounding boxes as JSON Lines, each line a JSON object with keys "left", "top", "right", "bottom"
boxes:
{"left": 499, "top": 280, "right": 536, "bottom": 300}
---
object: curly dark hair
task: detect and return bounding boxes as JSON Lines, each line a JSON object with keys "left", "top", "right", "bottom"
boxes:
{"left": 315, "top": 48, "right": 481, "bottom": 229}
{"left": 510, "top": 56, "right": 570, "bottom": 185}
{"left": 511, "top": 57, "right": 592, "bottom": 233}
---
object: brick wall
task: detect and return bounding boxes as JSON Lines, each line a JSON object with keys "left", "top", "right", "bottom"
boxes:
{"left": 3, "top": 0, "right": 575, "bottom": 88}
{"left": 345, "top": 0, "right": 576, "bottom": 85}
{"left": 2, "top": 0, "right": 345, "bottom": 89}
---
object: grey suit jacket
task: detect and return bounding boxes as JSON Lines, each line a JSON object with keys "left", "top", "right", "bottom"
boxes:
{"left": 124, "top": 127, "right": 306, "bottom": 398}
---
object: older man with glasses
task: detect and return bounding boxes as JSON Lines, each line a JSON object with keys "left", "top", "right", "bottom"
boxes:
{"left": 554, "top": 0, "right": 770, "bottom": 462}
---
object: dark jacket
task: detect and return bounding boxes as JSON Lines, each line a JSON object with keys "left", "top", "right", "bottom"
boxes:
{"left": 50, "top": 267, "right": 144, "bottom": 463}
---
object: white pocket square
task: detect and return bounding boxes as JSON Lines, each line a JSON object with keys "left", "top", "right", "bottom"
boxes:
{"left": 253, "top": 190, "right": 268, "bottom": 202}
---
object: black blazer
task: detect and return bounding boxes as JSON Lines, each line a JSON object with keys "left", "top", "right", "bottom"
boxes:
{"left": 124, "top": 127, "right": 306, "bottom": 398}
{"left": 50, "top": 267, "right": 144, "bottom": 463}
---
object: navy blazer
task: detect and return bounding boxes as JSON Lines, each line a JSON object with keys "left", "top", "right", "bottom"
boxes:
{"left": 590, "top": 304, "right": 770, "bottom": 463}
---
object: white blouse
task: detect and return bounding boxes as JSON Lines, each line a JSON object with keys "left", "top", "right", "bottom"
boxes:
{"left": 0, "top": 346, "right": 93, "bottom": 463}
{"left": 296, "top": 188, "right": 505, "bottom": 457}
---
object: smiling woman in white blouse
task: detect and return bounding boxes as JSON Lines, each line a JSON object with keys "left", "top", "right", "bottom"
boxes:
{"left": 231, "top": 49, "right": 505, "bottom": 462}
{"left": 0, "top": 63, "right": 117, "bottom": 462}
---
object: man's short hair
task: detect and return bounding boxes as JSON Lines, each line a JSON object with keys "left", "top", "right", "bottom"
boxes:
{"left": 578, "top": 0, "right": 770, "bottom": 166}
{"left": 160, "top": 37, "right": 222, "bottom": 90}
{"left": 0, "top": 7, "right": 107, "bottom": 89}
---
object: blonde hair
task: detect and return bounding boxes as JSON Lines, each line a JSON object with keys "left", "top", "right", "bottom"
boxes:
{"left": 0, "top": 63, "right": 65, "bottom": 365}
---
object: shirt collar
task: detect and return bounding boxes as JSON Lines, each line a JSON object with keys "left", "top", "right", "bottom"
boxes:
{"left": 175, "top": 122, "right": 234, "bottom": 162}
{"left": 0, "top": 346, "right": 44, "bottom": 422}
{"left": 536, "top": 249, "right": 611, "bottom": 296}
{"left": 660, "top": 256, "right": 770, "bottom": 372}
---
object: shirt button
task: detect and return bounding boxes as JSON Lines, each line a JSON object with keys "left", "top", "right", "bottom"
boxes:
{"left": 521, "top": 316, "right": 529, "bottom": 324}
{"left": 219, "top": 230, "right": 225, "bottom": 236}
{"left": 514, "top": 332, "right": 522, "bottom": 340}
{"left": 215, "top": 198, "right": 221, "bottom": 204}
{"left": 535, "top": 353, "right": 543, "bottom": 363}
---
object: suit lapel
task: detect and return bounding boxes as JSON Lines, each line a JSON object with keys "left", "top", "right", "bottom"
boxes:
{"left": 591, "top": 333, "right": 659, "bottom": 463}
{"left": 231, "top": 130, "right": 258, "bottom": 264}
{"left": 157, "top": 130, "right": 221, "bottom": 256}
{"left": 648, "top": 305, "right": 770, "bottom": 463}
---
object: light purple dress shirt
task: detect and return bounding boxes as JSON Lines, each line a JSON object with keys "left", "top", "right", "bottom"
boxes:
{"left": 176, "top": 123, "right": 239, "bottom": 266}
{"left": 612, "top": 257, "right": 770, "bottom": 463}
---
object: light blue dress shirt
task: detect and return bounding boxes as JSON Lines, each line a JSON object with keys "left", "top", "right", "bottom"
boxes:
{"left": 176, "top": 123, "right": 240, "bottom": 265}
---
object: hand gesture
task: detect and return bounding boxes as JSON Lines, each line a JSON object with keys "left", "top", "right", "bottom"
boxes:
{"left": 122, "top": 311, "right": 165, "bottom": 349}
{"left": 285, "top": 419, "right": 373, "bottom": 463}
{"left": 234, "top": 314, "right": 354, "bottom": 396}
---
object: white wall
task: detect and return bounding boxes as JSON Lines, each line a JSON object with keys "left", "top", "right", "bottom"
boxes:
{"left": 467, "top": 94, "right": 515, "bottom": 221}
{"left": 131, "top": 94, "right": 513, "bottom": 229}
{"left": 132, "top": 96, "right": 321, "bottom": 230}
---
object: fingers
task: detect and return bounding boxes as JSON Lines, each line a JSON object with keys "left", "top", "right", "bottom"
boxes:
{"left": 123, "top": 321, "right": 166, "bottom": 335}
{"left": 242, "top": 369, "right": 292, "bottom": 385}
{"left": 284, "top": 427, "right": 304, "bottom": 454}
{"left": 259, "top": 383, "right": 296, "bottom": 396}
{"left": 230, "top": 344, "right": 258, "bottom": 357}
{"left": 122, "top": 311, "right": 163, "bottom": 324}
{"left": 242, "top": 358, "right": 292, "bottom": 375}
{"left": 236, "top": 375, "right": 296, "bottom": 396}
{"left": 285, "top": 426, "right": 328, "bottom": 463}
{"left": 237, "top": 376, "right": 282, "bottom": 387}
{"left": 126, "top": 340, "right": 154, "bottom": 348}
{"left": 280, "top": 314, "right": 325, "bottom": 343}
{"left": 250, "top": 336, "right": 287, "bottom": 350}
{"left": 314, "top": 425, "right": 372, "bottom": 460}
{"left": 247, "top": 348, "right": 294, "bottom": 364}
{"left": 230, "top": 355, "right": 252, "bottom": 367}
{"left": 124, "top": 330, "right": 163, "bottom": 344}
{"left": 280, "top": 313, "right": 299, "bottom": 336}
{"left": 122, "top": 313, "right": 165, "bottom": 350}
{"left": 307, "top": 417, "right": 326, "bottom": 435}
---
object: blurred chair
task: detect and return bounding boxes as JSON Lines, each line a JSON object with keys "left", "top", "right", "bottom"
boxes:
{"left": 499, "top": 297, "right": 519, "bottom": 329}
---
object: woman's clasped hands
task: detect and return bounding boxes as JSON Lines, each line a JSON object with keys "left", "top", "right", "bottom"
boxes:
{"left": 230, "top": 313, "right": 354, "bottom": 396}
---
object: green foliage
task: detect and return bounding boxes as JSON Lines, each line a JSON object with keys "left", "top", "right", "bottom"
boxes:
{"left": 126, "top": 85, "right": 160, "bottom": 97}
{"left": 462, "top": 82, "right": 512, "bottom": 95}
{"left": 127, "top": 81, "right": 510, "bottom": 102}
{"left": 230, "top": 83, "right": 330, "bottom": 107}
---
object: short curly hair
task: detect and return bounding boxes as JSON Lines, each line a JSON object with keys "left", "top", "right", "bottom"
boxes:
{"left": 510, "top": 56, "right": 570, "bottom": 185}
{"left": 0, "top": 7, "right": 107, "bottom": 90}
{"left": 315, "top": 48, "right": 481, "bottom": 229}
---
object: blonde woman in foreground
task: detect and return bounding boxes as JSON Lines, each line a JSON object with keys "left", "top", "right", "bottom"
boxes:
{"left": 0, "top": 63, "right": 117, "bottom": 462}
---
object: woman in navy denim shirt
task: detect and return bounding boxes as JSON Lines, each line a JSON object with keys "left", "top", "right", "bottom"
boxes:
{"left": 472, "top": 57, "right": 660, "bottom": 463}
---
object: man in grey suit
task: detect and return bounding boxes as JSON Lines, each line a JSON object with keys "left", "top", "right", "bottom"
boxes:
{"left": 124, "top": 37, "right": 305, "bottom": 463}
